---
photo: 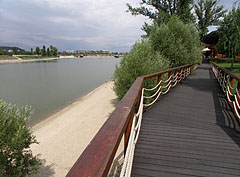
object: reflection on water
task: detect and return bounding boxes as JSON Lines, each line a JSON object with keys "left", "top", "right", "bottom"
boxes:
{"left": 0, "top": 57, "right": 120, "bottom": 125}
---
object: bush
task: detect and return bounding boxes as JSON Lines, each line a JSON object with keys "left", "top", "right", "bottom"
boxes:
{"left": 113, "top": 40, "right": 169, "bottom": 99}
{"left": 149, "top": 15, "right": 202, "bottom": 67}
{"left": 0, "top": 100, "right": 40, "bottom": 177}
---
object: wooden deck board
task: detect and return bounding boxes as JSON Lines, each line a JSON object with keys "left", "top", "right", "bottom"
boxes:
{"left": 131, "top": 64, "right": 240, "bottom": 177}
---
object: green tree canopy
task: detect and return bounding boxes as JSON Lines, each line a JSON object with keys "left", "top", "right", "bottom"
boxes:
{"left": 113, "top": 40, "right": 169, "bottom": 99}
{"left": 50, "top": 45, "right": 58, "bottom": 56}
{"left": 194, "top": 0, "right": 227, "bottom": 40}
{"left": 127, "top": 0, "right": 195, "bottom": 35}
{"left": 35, "top": 47, "right": 40, "bottom": 55}
{"left": 113, "top": 16, "right": 202, "bottom": 99}
{"left": 0, "top": 100, "right": 41, "bottom": 176}
{"left": 149, "top": 15, "right": 202, "bottom": 67}
{"left": 41, "top": 45, "right": 46, "bottom": 57}
{"left": 47, "top": 47, "right": 50, "bottom": 56}
{"left": 217, "top": 4, "right": 240, "bottom": 69}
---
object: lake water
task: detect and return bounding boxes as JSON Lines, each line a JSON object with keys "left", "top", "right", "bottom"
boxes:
{"left": 0, "top": 57, "right": 121, "bottom": 125}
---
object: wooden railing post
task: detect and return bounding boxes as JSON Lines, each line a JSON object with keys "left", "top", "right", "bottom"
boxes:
{"left": 66, "top": 64, "right": 193, "bottom": 177}
{"left": 124, "top": 110, "right": 134, "bottom": 155}
{"left": 237, "top": 82, "right": 240, "bottom": 104}
{"left": 230, "top": 76, "right": 234, "bottom": 94}
{"left": 168, "top": 71, "right": 172, "bottom": 86}
{"left": 124, "top": 83, "right": 142, "bottom": 155}
{"left": 157, "top": 74, "right": 162, "bottom": 101}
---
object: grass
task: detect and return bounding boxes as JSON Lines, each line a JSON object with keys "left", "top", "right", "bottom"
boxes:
{"left": 216, "top": 63, "right": 240, "bottom": 89}
{"left": 217, "top": 63, "right": 240, "bottom": 76}
{"left": 0, "top": 55, "right": 12, "bottom": 58}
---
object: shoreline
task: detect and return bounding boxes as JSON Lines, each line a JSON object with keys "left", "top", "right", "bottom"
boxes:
{"left": 31, "top": 80, "right": 121, "bottom": 177}
{"left": 0, "top": 55, "right": 119, "bottom": 64}
{"left": 31, "top": 80, "right": 114, "bottom": 130}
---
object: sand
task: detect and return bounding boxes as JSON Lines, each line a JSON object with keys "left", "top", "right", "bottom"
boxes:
{"left": 0, "top": 55, "right": 118, "bottom": 64}
{"left": 31, "top": 81, "right": 121, "bottom": 177}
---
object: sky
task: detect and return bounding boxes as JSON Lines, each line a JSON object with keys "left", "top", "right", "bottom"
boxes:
{"left": 0, "top": 0, "right": 238, "bottom": 52}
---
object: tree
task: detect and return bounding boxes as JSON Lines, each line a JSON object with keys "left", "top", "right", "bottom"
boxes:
{"left": 47, "top": 47, "right": 50, "bottom": 56}
{"left": 113, "top": 40, "right": 169, "bottom": 99}
{"left": 51, "top": 46, "right": 58, "bottom": 56}
{"left": 12, "top": 47, "right": 17, "bottom": 54}
{"left": 127, "top": 0, "right": 195, "bottom": 35}
{"left": 50, "top": 45, "right": 54, "bottom": 56}
{"left": 149, "top": 15, "right": 202, "bottom": 67}
{"left": 31, "top": 48, "right": 33, "bottom": 55}
{"left": 35, "top": 47, "right": 40, "bottom": 55}
{"left": 217, "top": 5, "right": 240, "bottom": 70}
{"left": 194, "top": 0, "right": 227, "bottom": 41}
{"left": 0, "top": 99, "right": 41, "bottom": 176}
{"left": 41, "top": 45, "right": 46, "bottom": 57}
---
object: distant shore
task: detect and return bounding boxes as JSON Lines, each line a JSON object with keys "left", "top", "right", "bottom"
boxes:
{"left": 31, "top": 81, "right": 123, "bottom": 177}
{"left": 0, "top": 55, "right": 120, "bottom": 64}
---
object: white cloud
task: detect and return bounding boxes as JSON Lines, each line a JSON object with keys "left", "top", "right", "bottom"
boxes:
{"left": 0, "top": 0, "right": 147, "bottom": 51}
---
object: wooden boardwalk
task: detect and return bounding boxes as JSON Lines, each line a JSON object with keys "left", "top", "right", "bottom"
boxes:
{"left": 131, "top": 64, "right": 240, "bottom": 177}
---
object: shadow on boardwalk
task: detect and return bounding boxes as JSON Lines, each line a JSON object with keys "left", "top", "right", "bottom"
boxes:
{"left": 131, "top": 64, "right": 240, "bottom": 177}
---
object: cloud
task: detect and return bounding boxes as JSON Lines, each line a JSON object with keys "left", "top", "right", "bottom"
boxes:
{"left": 0, "top": 0, "right": 147, "bottom": 52}
{"left": 2, "top": 0, "right": 235, "bottom": 52}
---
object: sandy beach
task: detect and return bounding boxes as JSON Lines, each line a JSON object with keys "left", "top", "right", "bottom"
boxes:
{"left": 0, "top": 55, "right": 118, "bottom": 64}
{"left": 31, "top": 81, "right": 122, "bottom": 177}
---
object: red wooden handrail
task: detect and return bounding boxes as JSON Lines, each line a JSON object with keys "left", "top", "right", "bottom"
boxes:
{"left": 66, "top": 64, "right": 193, "bottom": 177}
{"left": 212, "top": 63, "right": 240, "bottom": 82}
{"left": 212, "top": 62, "right": 240, "bottom": 120}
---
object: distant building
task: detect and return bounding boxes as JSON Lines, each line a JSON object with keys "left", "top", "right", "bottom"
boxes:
{"left": 202, "top": 31, "right": 219, "bottom": 58}
{"left": 100, "top": 50, "right": 109, "bottom": 54}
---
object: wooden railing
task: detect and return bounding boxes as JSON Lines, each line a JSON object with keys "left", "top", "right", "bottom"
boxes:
{"left": 66, "top": 64, "right": 193, "bottom": 177}
{"left": 212, "top": 63, "right": 240, "bottom": 119}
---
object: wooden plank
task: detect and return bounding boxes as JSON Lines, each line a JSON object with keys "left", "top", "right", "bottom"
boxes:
{"left": 132, "top": 64, "right": 240, "bottom": 177}
{"left": 134, "top": 156, "right": 240, "bottom": 176}
{"left": 66, "top": 77, "right": 144, "bottom": 177}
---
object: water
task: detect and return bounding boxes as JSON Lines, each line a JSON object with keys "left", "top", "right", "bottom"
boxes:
{"left": 0, "top": 57, "right": 121, "bottom": 125}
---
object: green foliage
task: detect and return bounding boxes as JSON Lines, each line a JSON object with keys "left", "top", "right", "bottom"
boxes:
{"left": 113, "top": 40, "right": 169, "bottom": 99}
{"left": 149, "top": 16, "right": 202, "bottom": 67}
{"left": 35, "top": 47, "right": 40, "bottom": 55}
{"left": 217, "top": 62, "right": 240, "bottom": 76}
{"left": 127, "top": 0, "right": 195, "bottom": 36}
{"left": 47, "top": 48, "right": 50, "bottom": 56}
{"left": 217, "top": 5, "right": 240, "bottom": 57}
{"left": 41, "top": 45, "right": 46, "bottom": 57}
{"left": 194, "top": 0, "right": 227, "bottom": 40}
{"left": 217, "top": 4, "right": 240, "bottom": 70}
{"left": 0, "top": 100, "right": 41, "bottom": 177}
{"left": 50, "top": 45, "right": 58, "bottom": 56}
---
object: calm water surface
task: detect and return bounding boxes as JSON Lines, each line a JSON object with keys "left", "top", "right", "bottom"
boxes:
{"left": 0, "top": 58, "right": 121, "bottom": 125}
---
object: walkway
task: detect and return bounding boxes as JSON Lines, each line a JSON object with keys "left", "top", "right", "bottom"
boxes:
{"left": 131, "top": 64, "right": 240, "bottom": 177}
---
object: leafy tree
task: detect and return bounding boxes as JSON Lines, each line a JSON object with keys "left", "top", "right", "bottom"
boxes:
{"left": 0, "top": 50, "right": 4, "bottom": 55}
{"left": 149, "top": 15, "right": 202, "bottom": 67}
{"left": 31, "top": 48, "right": 33, "bottom": 55}
{"left": 41, "top": 45, "right": 46, "bottom": 57}
{"left": 12, "top": 47, "right": 17, "bottom": 55}
{"left": 35, "top": 47, "right": 40, "bottom": 55}
{"left": 50, "top": 46, "right": 58, "bottom": 56}
{"left": 0, "top": 99, "right": 41, "bottom": 176}
{"left": 127, "top": 0, "right": 195, "bottom": 35}
{"left": 47, "top": 47, "right": 50, "bottom": 56}
{"left": 217, "top": 5, "right": 240, "bottom": 70}
{"left": 194, "top": 0, "right": 227, "bottom": 41}
{"left": 113, "top": 40, "right": 169, "bottom": 99}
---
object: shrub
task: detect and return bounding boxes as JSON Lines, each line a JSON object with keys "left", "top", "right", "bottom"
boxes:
{"left": 149, "top": 15, "right": 202, "bottom": 67}
{"left": 113, "top": 40, "right": 169, "bottom": 99}
{"left": 0, "top": 100, "right": 41, "bottom": 177}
